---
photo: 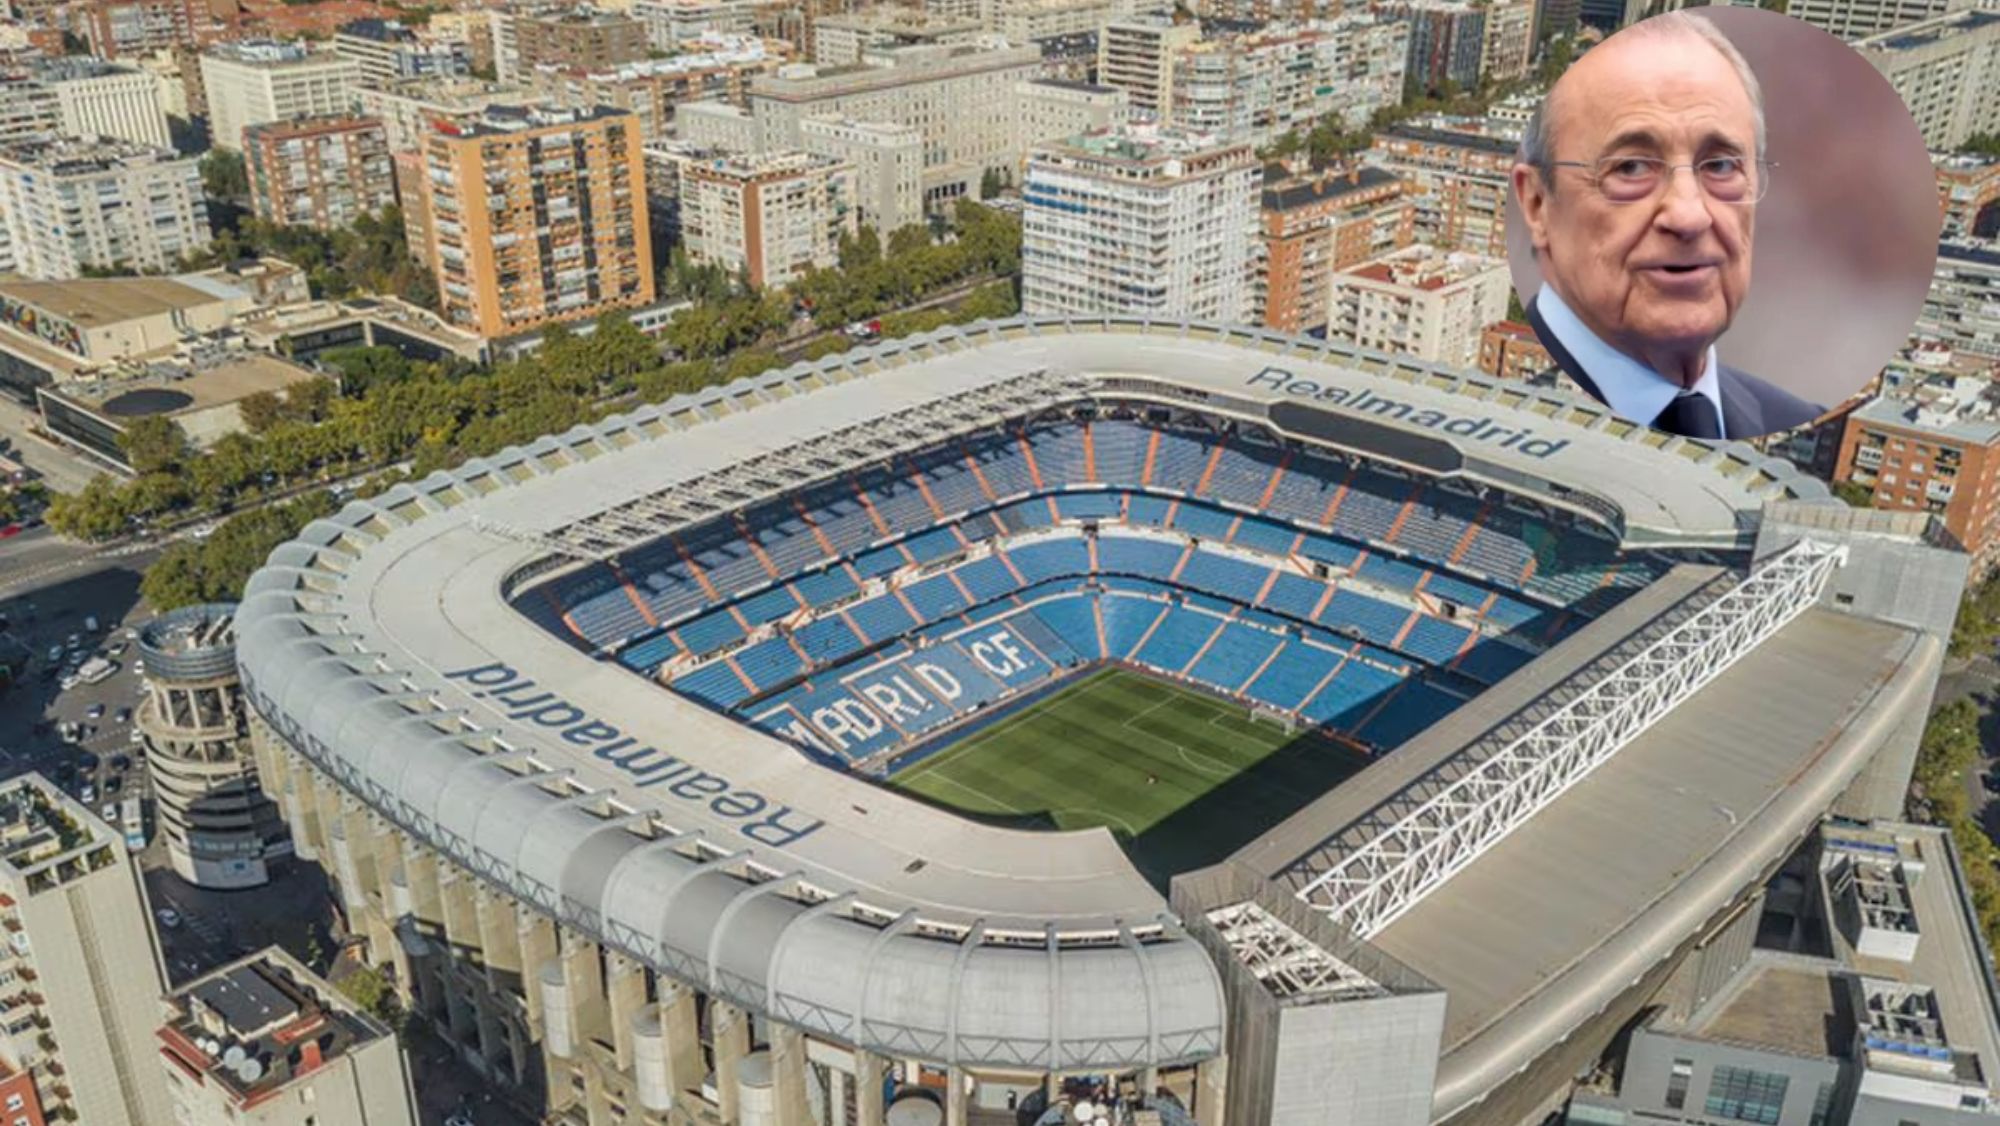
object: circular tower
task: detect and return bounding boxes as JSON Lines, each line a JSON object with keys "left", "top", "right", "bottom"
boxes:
{"left": 137, "top": 603, "right": 291, "bottom": 888}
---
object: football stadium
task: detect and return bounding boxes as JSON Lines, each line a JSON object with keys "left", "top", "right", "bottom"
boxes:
{"left": 236, "top": 317, "right": 1965, "bottom": 1126}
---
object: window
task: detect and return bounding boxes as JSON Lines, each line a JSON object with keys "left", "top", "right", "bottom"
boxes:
{"left": 1705, "top": 1065, "right": 1789, "bottom": 1124}
{"left": 1665, "top": 1058, "right": 1693, "bottom": 1110}
{"left": 1809, "top": 1082, "right": 1834, "bottom": 1126}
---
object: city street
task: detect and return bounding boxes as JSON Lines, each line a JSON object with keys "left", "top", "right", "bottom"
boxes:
{"left": 0, "top": 395, "right": 112, "bottom": 496}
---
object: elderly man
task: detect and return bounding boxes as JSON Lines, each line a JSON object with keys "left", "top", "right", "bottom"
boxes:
{"left": 1511, "top": 12, "right": 1822, "bottom": 440}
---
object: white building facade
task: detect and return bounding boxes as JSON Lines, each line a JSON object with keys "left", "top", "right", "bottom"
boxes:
{"left": 199, "top": 39, "right": 361, "bottom": 151}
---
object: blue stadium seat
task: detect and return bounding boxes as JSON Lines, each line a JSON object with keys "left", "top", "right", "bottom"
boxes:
{"left": 904, "top": 574, "right": 969, "bottom": 621}
{"left": 902, "top": 527, "right": 961, "bottom": 563}
{"left": 1296, "top": 535, "right": 1362, "bottom": 570}
{"left": 795, "top": 616, "right": 864, "bottom": 664}
{"left": 1320, "top": 589, "right": 1409, "bottom": 648}
{"left": 1302, "top": 659, "right": 1400, "bottom": 730}
{"left": 1149, "top": 431, "right": 1212, "bottom": 491}
{"left": 1007, "top": 538, "right": 1090, "bottom": 584}
{"left": 1231, "top": 516, "right": 1296, "bottom": 556}
{"left": 793, "top": 567, "right": 859, "bottom": 608}
{"left": 672, "top": 661, "right": 752, "bottom": 710}
{"left": 1358, "top": 680, "right": 1460, "bottom": 748}
{"left": 1055, "top": 492, "right": 1124, "bottom": 520}
{"left": 1102, "top": 595, "right": 1168, "bottom": 658}
{"left": 1259, "top": 573, "right": 1325, "bottom": 620}
{"left": 1455, "top": 638, "right": 1534, "bottom": 684}
{"left": 924, "top": 454, "right": 988, "bottom": 517}
{"left": 1422, "top": 573, "right": 1489, "bottom": 610}
{"left": 1091, "top": 422, "right": 1149, "bottom": 484}
{"left": 1178, "top": 550, "right": 1273, "bottom": 601}
{"left": 852, "top": 544, "right": 907, "bottom": 579}
{"left": 955, "top": 556, "right": 1019, "bottom": 601}
{"left": 1245, "top": 641, "right": 1342, "bottom": 710}
{"left": 1134, "top": 607, "right": 1223, "bottom": 674}
{"left": 1205, "top": 445, "right": 1277, "bottom": 506}
{"left": 848, "top": 595, "right": 918, "bottom": 642}
{"left": 735, "top": 637, "right": 805, "bottom": 691}
{"left": 1358, "top": 554, "right": 1427, "bottom": 593}
{"left": 972, "top": 435, "right": 1037, "bottom": 500}
{"left": 1098, "top": 535, "right": 1186, "bottom": 579}
{"left": 1329, "top": 474, "right": 1406, "bottom": 543}
{"left": 737, "top": 585, "right": 803, "bottom": 628}
{"left": 1028, "top": 424, "right": 1088, "bottom": 486}
{"left": 1263, "top": 456, "right": 1344, "bottom": 525}
{"left": 1391, "top": 491, "right": 1477, "bottom": 562}
{"left": 617, "top": 632, "right": 683, "bottom": 675}
{"left": 805, "top": 493, "right": 877, "bottom": 556}
{"left": 1125, "top": 494, "right": 1173, "bottom": 528}
{"left": 676, "top": 610, "right": 746, "bottom": 656}
{"left": 1023, "top": 598, "right": 1097, "bottom": 663}
{"left": 1170, "top": 504, "right": 1236, "bottom": 541}
{"left": 1401, "top": 616, "right": 1471, "bottom": 664}
{"left": 1187, "top": 623, "right": 1282, "bottom": 692}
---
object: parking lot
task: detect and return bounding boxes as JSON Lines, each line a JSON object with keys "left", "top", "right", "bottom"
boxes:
{"left": 0, "top": 566, "right": 153, "bottom": 820}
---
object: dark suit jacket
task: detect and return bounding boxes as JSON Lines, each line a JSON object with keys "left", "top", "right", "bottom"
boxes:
{"left": 1525, "top": 297, "right": 1825, "bottom": 438}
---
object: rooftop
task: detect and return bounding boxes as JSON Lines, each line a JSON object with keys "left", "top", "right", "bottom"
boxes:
{"left": 1851, "top": 374, "right": 2000, "bottom": 445}
{"left": 1042, "top": 123, "right": 1245, "bottom": 165}
{"left": 1378, "top": 120, "right": 1519, "bottom": 157}
{"left": 0, "top": 132, "right": 188, "bottom": 171}
{"left": 1341, "top": 245, "right": 1506, "bottom": 290}
{"left": 1678, "top": 959, "right": 1849, "bottom": 1059}
{"left": 0, "top": 276, "right": 241, "bottom": 328}
{"left": 1261, "top": 164, "right": 1401, "bottom": 211}
{"left": 334, "top": 17, "right": 415, "bottom": 42}
{"left": 444, "top": 102, "right": 635, "bottom": 137}
{"left": 48, "top": 348, "right": 318, "bottom": 416}
{"left": 1859, "top": 7, "right": 2000, "bottom": 51}
{"left": 204, "top": 38, "right": 338, "bottom": 66}
{"left": 161, "top": 947, "right": 394, "bottom": 1111}
{"left": 0, "top": 775, "right": 119, "bottom": 890}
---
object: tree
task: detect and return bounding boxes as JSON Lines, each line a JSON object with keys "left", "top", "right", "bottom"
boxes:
{"left": 1831, "top": 480, "right": 1873, "bottom": 509}
{"left": 118, "top": 417, "right": 189, "bottom": 476}
{"left": 140, "top": 491, "right": 340, "bottom": 611}
{"left": 200, "top": 149, "right": 247, "bottom": 202}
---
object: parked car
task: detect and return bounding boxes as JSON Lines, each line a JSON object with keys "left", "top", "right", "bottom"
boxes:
{"left": 155, "top": 908, "right": 180, "bottom": 929}
{"left": 85, "top": 703, "right": 103, "bottom": 719}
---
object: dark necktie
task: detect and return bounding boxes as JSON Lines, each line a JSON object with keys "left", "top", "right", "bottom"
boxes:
{"left": 1654, "top": 391, "right": 1721, "bottom": 439}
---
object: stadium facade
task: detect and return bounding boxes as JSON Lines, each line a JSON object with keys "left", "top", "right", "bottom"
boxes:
{"left": 238, "top": 318, "right": 1967, "bottom": 1126}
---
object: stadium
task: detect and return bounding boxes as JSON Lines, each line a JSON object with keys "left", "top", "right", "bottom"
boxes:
{"left": 236, "top": 317, "right": 1963, "bottom": 1126}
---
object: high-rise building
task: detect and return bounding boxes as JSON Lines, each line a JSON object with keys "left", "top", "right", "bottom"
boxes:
{"left": 1856, "top": 9, "right": 2000, "bottom": 150}
{"left": 812, "top": 8, "right": 984, "bottom": 64}
{"left": 199, "top": 40, "right": 362, "bottom": 151}
{"left": 78, "top": 0, "right": 203, "bottom": 59}
{"left": 748, "top": 41, "right": 1043, "bottom": 209}
{"left": 1368, "top": 119, "right": 1515, "bottom": 257}
{"left": 526, "top": 34, "right": 783, "bottom": 142}
{"left": 333, "top": 19, "right": 470, "bottom": 87}
{"left": 517, "top": 7, "right": 650, "bottom": 72}
{"left": 632, "top": 0, "right": 764, "bottom": 50}
{"left": 1096, "top": 20, "right": 1201, "bottom": 118}
{"left": 1023, "top": 125, "right": 1259, "bottom": 322}
{"left": 1836, "top": 371, "right": 2000, "bottom": 574}
{"left": 1257, "top": 164, "right": 1413, "bottom": 335}
{"left": 1326, "top": 244, "right": 1510, "bottom": 368}
{"left": 0, "top": 77, "right": 56, "bottom": 148}
{"left": 1534, "top": 0, "right": 1581, "bottom": 39}
{"left": 1788, "top": 0, "right": 1985, "bottom": 40}
{"left": 1919, "top": 241, "right": 2000, "bottom": 357}
{"left": 0, "top": 775, "right": 173, "bottom": 1126}
{"left": 0, "top": 136, "right": 209, "bottom": 279}
{"left": 356, "top": 75, "right": 539, "bottom": 151}
{"left": 1478, "top": 0, "right": 1535, "bottom": 83}
{"left": 158, "top": 947, "right": 419, "bottom": 1125}
{"left": 1393, "top": 1, "right": 1489, "bottom": 93}
{"left": 35, "top": 58, "right": 173, "bottom": 149}
{"left": 135, "top": 603, "right": 293, "bottom": 889}
{"left": 1936, "top": 152, "right": 2000, "bottom": 240}
{"left": 1479, "top": 320, "right": 1557, "bottom": 382}
{"left": 798, "top": 115, "right": 924, "bottom": 233}
{"left": 661, "top": 147, "right": 857, "bottom": 287}
{"left": 415, "top": 104, "right": 654, "bottom": 340}
{"left": 1167, "top": 19, "right": 1407, "bottom": 146}
{"left": 1014, "top": 78, "right": 1129, "bottom": 169}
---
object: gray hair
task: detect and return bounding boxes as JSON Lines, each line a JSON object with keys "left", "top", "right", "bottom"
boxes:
{"left": 1521, "top": 12, "right": 1766, "bottom": 187}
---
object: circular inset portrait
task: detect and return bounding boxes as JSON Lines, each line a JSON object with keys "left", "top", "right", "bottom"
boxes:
{"left": 1504, "top": 8, "right": 1938, "bottom": 441}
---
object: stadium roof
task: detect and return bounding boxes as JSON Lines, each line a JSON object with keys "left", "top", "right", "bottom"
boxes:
{"left": 237, "top": 316, "right": 1841, "bottom": 1080}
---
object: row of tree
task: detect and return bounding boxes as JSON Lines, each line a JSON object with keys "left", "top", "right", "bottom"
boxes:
{"left": 1908, "top": 699, "right": 2000, "bottom": 956}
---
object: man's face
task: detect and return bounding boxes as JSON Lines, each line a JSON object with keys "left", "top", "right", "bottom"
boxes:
{"left": 1514, "top": 33, "right": 1758, "bottom": 370}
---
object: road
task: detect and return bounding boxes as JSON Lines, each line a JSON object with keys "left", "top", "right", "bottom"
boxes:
{"left": 0, "top": 395, "right": 112, "bottom": 495}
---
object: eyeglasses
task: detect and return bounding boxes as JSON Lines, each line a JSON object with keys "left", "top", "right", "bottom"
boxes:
{"left": 1552, "top": 155, "right": 1775, "bottom": 205}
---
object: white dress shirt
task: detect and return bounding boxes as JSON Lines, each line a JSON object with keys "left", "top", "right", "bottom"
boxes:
{"left": 1535, "top": 284, "right": 1727, "bottom": 440}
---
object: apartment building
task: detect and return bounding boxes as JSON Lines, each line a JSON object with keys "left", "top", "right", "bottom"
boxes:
{"left": 1023, "top": 125, "right": 1260, "bottom": 322}
{"left": 0, "top": 136, "right": 209, "bottom": 279}
{"left": 528, "top": 35, "right": 783, "bottom": 142}
{"left": 813, "top": 8, "right": 984, "bottom": 64}
{"left": 1856, "top": 9, "right": 2000, "bottom": 150}
{"left": 662, "top": 147, "right": 856, "bottom": 287}
{"left": 992, "top": 0, "right": 1160, "bottom": 44}
{"left": 632, "top": 0, "right": 764, "bottom": 50}
{"left": 798, "top": 115, "right": 923, "bottom": 232}
{"left": 1478, "top": 320, "right": 1556, "bottom": 382}
{"left": 748, "top": 40, "right": 1042, "bottom": 208}
{"left": 517, "top": 8, "right": 651, "bottom": 72}
{"left": 158, "top": 947, "right": 418, "bottom": 1125}
{"left": 357, "top": 75, "right": 539, "bottom": 151}
{"left": 1096, "top": 20, "right": 1200, "bottom": 117}
{"left": 1836, "top": 372, "right": 2000, "bottom": 575}
{"left": 199, "top": 39, "right": 361, "bottom": 151}
{"left": 35, "top": 57, "right": 172, "bottom": 148}
{"left": 415, "top": 104, "right": 654, "bottom": 340}
{"left": 245, "top": 115, "right": 394, "bottom": 230}
{"left": 136, "top": 603, "right": 294, "bottom": 889}
{"left": 1788, "top": 0, "right": 1988, "bottom": 40}
{"left": 1478, "top": 0, "right": 1535, "bottom": 83}
{"left": 1014, "top": 78, "right": 1128, "bottom": 166}
{"left": 0, "top": 775, "right": 172, "bottom": 1126}
{"left": 333, "top": 18, "right": 470, "bottom": 86}
{"left": 77, "top": 0, "right": 203, "bottom": 59}
{"left": 1919, "top": 241, "right": 2000, "bottom": 358}
{"left": 1368, "top": 119, "right": 1515, "bottom": 256}
{"left": 1168, "top": 18, "right": 1407, "bottom": 146}
{"left": 1936, "top": 152, "right": 2000, "bottom": 239}
{"left": 1257, "top": 164, "right": 1413, "bottom": 335}
{"left": 1326, "top": 244, "right": 1510, "bottom": 368}
{"left": 1392, "top": 0, "right": 1488, "bottom": 93}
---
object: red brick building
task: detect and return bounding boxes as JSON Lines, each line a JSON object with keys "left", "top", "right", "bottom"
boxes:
{"left": 1478, "top": 320, "right": 1555, "bottom": 382}
{"left": 1257, "top": 164, "right": 1412, "bottom": 336}
{"left": 244, "top": 114, "right": 395, "bottom": 230}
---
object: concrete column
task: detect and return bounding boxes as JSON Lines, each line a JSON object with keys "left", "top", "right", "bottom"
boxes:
{"left": 660, "top": 981, "right": 705, "bottom": 1095}
{"left": 474, "top": 888, "right": 526, "bottom": 995}
{"left": 944, "top": 1066, "right": 969, "bottom": 1126}
{"left": 437, "top": 866, "right": 478, "bottom": 957}
{"left": 855, "top": 1050, "right": 886, "bottom": 1126}
{"left": 605, "top": 952, "right": 647, "bottom": 1069}
{"left": 1196, "top": 1056, "right": 1226, "bottom": 1126}
{"left": 517, "top": 912, "right": 559, "bottom": 1028}
{"left": 771, "top": 1024, "right": 814, "bottom": 1126}
{"left": 829, "top": 1066, "right": 850, "bottom": 1126}
{"left": 713, "top": 1001, "right": 752, "bottom": 1122}
{"left": 559, "top": 931, "right": 610, "bottom": 1050}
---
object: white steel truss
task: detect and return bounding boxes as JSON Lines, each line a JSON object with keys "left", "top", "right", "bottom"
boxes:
{"left": 1287, "top": 538, "right": 1847, "bottom": 940}
{"left": 1205, "top": 901, "right": 1387, "bottom": 1002}
{"left": 537, "top": 368, "right": 1092, "bottom": 560}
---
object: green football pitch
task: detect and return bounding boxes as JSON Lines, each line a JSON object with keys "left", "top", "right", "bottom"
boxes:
{"left": 888, "top": 667, "right": 1374, "bottom": 885}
